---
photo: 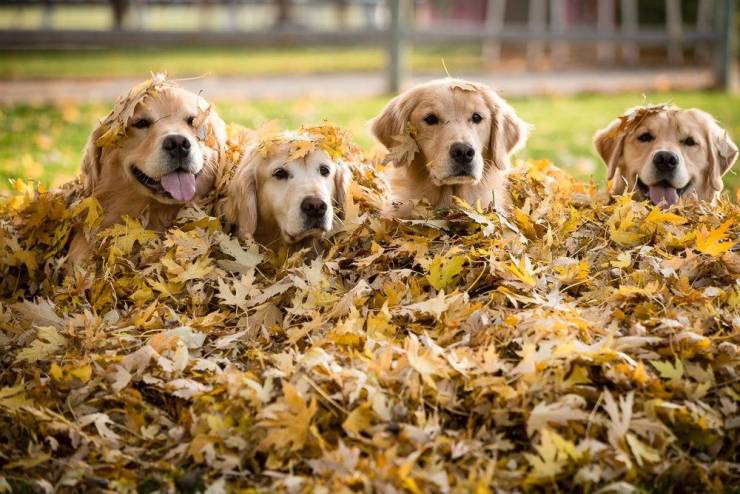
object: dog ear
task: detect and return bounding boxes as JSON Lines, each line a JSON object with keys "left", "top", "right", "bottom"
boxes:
{"left": 702, "top": 114, "right": 738, "bottom": 193}
{"left": 481, "top": 87, "right": 530, "bottom": 170}
{"left": 593, "top": 119, "right": 626, "bottom": 181}
{"left": 371, "top": 91, "right": 414, "bottom": 151}
{"left": 80, "top": 125, "right": 105, "bottom": 195}
{"left": 333, "top": 162, "right": 351, "bottom": 219}
{"left": 218, "top": 149, "right": 259, "bottom": 238}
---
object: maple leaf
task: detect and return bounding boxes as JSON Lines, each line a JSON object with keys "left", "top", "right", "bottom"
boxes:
{"left": 258, "top": 382, "right": 317, "bottom": 453}
{"left": 405, "top": 333, "right": 450, "bottom": 385}
{"left": 525, "top": 429, "right": 571, "bottom": 480}
{"left": 102, "top": 216, "right": 158, "bottom": 256}
{"left": 288, "top": 138, "right": 316, "bottom": 161}
{"left": 216, "top": 273, "right": 258, "bottom": 310}
{"left": 507, "top": 255, "right": 537, "bottom": 287}
{"left": 695, "top": 220, "right": 735, "bottom": 256}
{"left": 527, "top": 397, "right": 590, "bottom": 437}
{"left": 384, "top": 125, "right": 419, "bottom": 166}
{"left": 399, "top": 291, "right": 467, "bottom": 321}
{"left": 15, "top": 326, "right": 67, "bottom": 363}
{"left": 426, "top": 253, "right": 466, "bottom": 291}
{"left": 216, "top": 233, "right": 263, "bottom": 273}
{"left": 651, "top": 358, "right": 684, "bottom": 381}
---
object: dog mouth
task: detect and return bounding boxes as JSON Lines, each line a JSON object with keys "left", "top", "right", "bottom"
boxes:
{"left": 131, "top": 165, "right": 199, "bottom": 202}
{"left": 285, "top": 227, "right": 326, "bottom": 243}
{"left": 637, "top": 177, "right": 691, "bottom": 207}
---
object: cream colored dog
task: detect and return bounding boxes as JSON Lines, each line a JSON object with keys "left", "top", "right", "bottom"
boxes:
{"left": 70, "top": 81, "right": 226, "bottom": 259}
{"left": 371, "top": 78, "right": 529, "bottom": 214}
{"left": 594, "top": 104, "right": 737, "bottom": 206}
{"left": 219, "top": 137, "right": 350, "bottom": 248}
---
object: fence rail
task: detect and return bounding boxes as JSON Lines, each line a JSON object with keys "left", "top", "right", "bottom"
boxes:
{"left": 0, "top": 0, "right": 736, "bottom": 92}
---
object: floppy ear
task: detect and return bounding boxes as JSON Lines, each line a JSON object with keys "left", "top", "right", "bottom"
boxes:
{"left": 333, "top": 162, "right": 351, "bottom": 218}
{"left": 80, "top": 125, "right": 105, "bottom": 195}
{"left": 218, "top": 150, "right": 259, "bottom": 238}
{"left": 206, "top": 108, "right": 227, "bottom": 150}
{"left": 481, "top": 88, "right": 529, "bottom": 170}
{"left": 371, "top": 91, "right": 415, "bottom": 152}
{"left": 593, "top": 119, "right": 626, "bottom": 181}
{"left": 704, "top": 116, "right": 738, "bottom": 192}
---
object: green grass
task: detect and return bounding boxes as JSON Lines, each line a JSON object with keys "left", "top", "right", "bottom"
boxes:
{"left": 0, "top": 46, "right": 484, "bottom": 80}
{"left": 1, "top": 90, "right": 738, "bottom": 193}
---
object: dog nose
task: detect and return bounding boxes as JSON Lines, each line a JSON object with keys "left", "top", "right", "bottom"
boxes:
{"left": 301, "top": 197, "right": 327, "bottom": 219}
{"left": 653, "top": 150, "right": 679, "bottom": 173}
{"left": 449, "top": 142, "right": 475, "bottom": 165}
{"left": 163, "top": 134, "right": 191, "bottom": 159}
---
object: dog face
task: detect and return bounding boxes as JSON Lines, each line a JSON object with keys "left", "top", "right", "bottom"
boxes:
{"left": 221, "top": 141, "right": 350, "bottom": 245}
{"left": 82, "top": 87, "right": 226, "bottom": 207}
{"left": 372, "top": 78, "right": 528, "bottom": 186}
{"left": 594, "top": 106, "right": 737, "bottom": 206}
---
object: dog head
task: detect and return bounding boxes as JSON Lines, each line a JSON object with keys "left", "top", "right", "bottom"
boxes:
{"left": 371, "top": 78, "right": 528, "bottom": 186}
{"left": 81, "top": 84, "right": 226, "bottom": 206}
{"left": 594, "top": 105, "right": 737, "bottom": 206}
{"left": 220, "top": 137, "right": 350, "bottom": 245}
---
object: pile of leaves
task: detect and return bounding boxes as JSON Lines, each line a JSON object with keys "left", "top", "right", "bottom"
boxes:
{"left": 0, "top": 138, "right": 739, "bottom": 492}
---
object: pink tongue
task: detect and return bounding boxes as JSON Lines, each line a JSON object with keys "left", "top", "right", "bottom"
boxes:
{"left": 160, "top": 171, "right": 196, "bottom": 202}
{"left": 648, "top": 184, "right": 679, "bottom": 207}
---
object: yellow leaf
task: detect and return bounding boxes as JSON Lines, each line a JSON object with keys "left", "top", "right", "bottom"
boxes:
{"left": 427, "top": 254, "right": 466, "bottom": 291}
{"left": 15, "top": 326, "right": 67, "bottom": 363}
{"left": 514, "top": 208, "right": 537, "bottom": 238}
{"left": 651, "top": 358, "right": 684, "bottom": 381}
{"left": 610, "top": 251, "right": 631, "bottom": 268}
{"left": 507, "top": 255, "right": 536, "bottom": 287}
{"left": 342, "top": 403, "right": 375, "bottom": 436}
{"left": 695, "top": 220, "right": 735, "bottom": 256}
{"left": 257, "top": 382, "right": 317, "bottom": 453}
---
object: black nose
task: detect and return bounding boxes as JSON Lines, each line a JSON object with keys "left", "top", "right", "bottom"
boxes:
{"left": 653, "top": 151, "right": 679, "bottom": 173}
{"left": 301, "top": 197, "right": 327, "bottom": 219}
{"left": 163, "top": 134, "right": 191, "bottom": 160}
{"left": 449, "top": 142, "right": 475, "bottom": 165}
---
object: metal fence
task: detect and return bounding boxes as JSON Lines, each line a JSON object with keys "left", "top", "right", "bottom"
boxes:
{"left": 0, "top": 0, "right": 735, "bottom": 92}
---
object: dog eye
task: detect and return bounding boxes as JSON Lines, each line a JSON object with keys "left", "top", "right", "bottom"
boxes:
{"left": 186, "top": 115, "right": 196, "bottom": 127}
{"left": 319, "top": 164, "right": 331, "bottom": 177}
{"left": 272, "top": 168, "right": 289, "bottom": 180}
{"left": 471, "top": 113, "right": 483, "bottom": 124}
{"left": 423, "top": 113, "right": 439, "bottom": 125}
{"left": 637, "top": 132, "right": 654, "bottom": 142}
{"left": 682, "top": 136, "right": 697, "bottom": 146}
{"left": 132, "top": 118, "right": 152, "bottom": 129}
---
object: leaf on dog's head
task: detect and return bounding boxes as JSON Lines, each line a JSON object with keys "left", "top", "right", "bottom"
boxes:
{"left": 288, "top": 137, "right": 317, "bottom": 162}
{"left": 304, "top": 122, "right": 357, "bottom": 161}
{"left": 450, "top": 81, "right": 478, "bottom": 92}
{"left": 95, "top": 73, "right": 177, "bottom": 149}
{"left": 609, "top": 103, "right": 674, "bottom": 139}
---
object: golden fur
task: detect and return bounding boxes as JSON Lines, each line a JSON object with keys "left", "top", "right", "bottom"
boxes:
{"left": 219, "top": 140, "right": 350, "bottom": 249}
{"left": 594, "top": 105, "right": 737, "bottom": 205}
{"left": 69, "top": 87, "right": 226, "bottom": 259}
{"left": 371, "top": 78, "right": 529, "bottom": 215}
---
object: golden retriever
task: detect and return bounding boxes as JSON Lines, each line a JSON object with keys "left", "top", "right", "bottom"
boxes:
{"left": 594, "top": 104, "right": 737, "bottom": 206}
{"left": 219, "top": 135, "right": 350, "bottom": 248}
{"left": 371, "top": 78, "right": 529, "bottom": 215}
{"left": 70, "top": 82, "right": 226, "bottom": 259}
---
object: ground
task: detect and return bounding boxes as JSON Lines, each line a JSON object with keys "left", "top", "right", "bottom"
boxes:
{"left": 1, "top": 90, "right": 738, "bottom": 194}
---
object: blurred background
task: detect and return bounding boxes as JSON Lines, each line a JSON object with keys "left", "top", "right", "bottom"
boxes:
{"left": 0, "top": 0, "right": 737, "bottom": 193}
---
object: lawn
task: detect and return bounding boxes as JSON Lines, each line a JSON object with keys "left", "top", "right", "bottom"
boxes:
{"left": 2, "top": 90, "right": 738, "bottom": 194}
{"left": 0, "top": 46, "right": 487, "bottom": 80}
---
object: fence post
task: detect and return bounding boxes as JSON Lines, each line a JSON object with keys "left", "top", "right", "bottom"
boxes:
{"left": 714, "top": 0, "right": 736, "bottom": 90}
{"left": 620, "top": 0, "right": 639, "bottom": 64}
{"left": 388, "top": 0, "right": 408, "bottom": 94}
{"left": 665, "top": 0, "right": 683, "bottom": 64}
